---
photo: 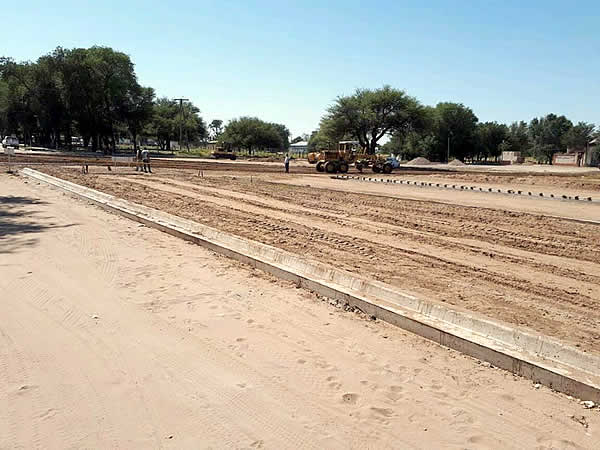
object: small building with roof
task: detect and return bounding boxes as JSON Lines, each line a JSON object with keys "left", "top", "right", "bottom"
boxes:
{"left": 288, "top": 140, "right": 309, "bottom": 156}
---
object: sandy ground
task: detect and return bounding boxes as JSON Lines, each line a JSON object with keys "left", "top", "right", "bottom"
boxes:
{"left": 37, "top": 166, "right": 600, "bottom": 357}
{"left": 277, "top": 175, "right": 600, "bottom": 223}
{"left": 351, "top": 173, "right": 600, "bottom": 199}
{"left": 2, "top": 173, "right": 600, "bottom": 448}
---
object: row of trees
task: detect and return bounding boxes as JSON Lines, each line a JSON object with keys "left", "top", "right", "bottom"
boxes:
{"left": 1, "top": 47, "right": 154, "bottom": 152}
{"left": 2, "top": 48, "right": 596, "bottom": 161}
{"left": 0, "top": 46, "right": 226, "bottom": 153}
{"left": 309, "top": 86, "right": 598, "bottom": 163}
{"left": 0, "top": 46, "right": 294, "bottom": 154}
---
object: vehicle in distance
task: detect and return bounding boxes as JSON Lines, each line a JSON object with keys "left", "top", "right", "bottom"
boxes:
{"left": 212, "top": 145, "right": 237, "bottom": 160}
{"left": 2, "top": 136, "right": 19, "bottom": 149}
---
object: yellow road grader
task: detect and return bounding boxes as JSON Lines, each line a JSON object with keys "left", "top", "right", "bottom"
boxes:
{"left": 308, "top": 141, "right": 400, "bottom": 174}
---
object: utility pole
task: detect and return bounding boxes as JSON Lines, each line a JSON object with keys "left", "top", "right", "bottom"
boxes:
{"left": 173, "top": 98, "right": 189, "bottom": 153}
{"left": 447, "top": 130, "right": 452, "bottom": 163}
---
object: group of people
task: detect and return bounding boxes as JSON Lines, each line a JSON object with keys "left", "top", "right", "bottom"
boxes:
{"left": 81, "top": 148, "right": 151, "bottom": 174}
{"left": 135, "top": 148, "right": 152, "bottom": 173}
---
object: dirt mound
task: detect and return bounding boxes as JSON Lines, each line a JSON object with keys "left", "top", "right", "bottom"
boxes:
{"left": 448, "top": 159, "right": 466, "bottom": 166}
{"left": 405, "top": 157, "right": 433, "bottom": 166}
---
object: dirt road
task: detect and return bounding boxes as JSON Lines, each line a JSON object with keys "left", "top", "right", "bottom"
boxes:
{"left": 2, "top": 173, "right": 600, "bottom": 449}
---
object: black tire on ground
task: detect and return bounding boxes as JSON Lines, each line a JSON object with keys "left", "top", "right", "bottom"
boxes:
{"left": 355, "top": 163, "right": 363, "bottom": 172}
{"left": 339, "top": 162, "right": 349, "bottom": 173}
{"left": 230, "top": 154, "right": 237, "bottom": 160}
{"left": 325, "top": 161, "right": 338, "bottom": 173}
{"left": 382, "top": 163, "right": 393, "bottom": 174}
{"left": 372, "top": 165, "right": 381, "bottom": 173}
{"left": 316, "top": 161, "right": 325, "bottom": 172}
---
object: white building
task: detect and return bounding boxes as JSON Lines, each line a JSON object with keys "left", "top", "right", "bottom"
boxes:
{"left": 288, "top": 141, "right": 309, "bottom": 156}
{"left": 588, "top": 138, "right": 599, "bottom": 166}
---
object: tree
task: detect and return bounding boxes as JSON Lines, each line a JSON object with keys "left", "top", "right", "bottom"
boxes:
{"left": 124, "top": 86, "right": 155, "bottom": 151}
{"left": 323, "top": 85, "right": 426, "bottom": 155}
{"left": 434, "top": 102, "right": 479, "bottom": 162}
{"left": 220, "top": 117, "right": 284, "bottom": 153}
{"left": 291, "top": 133, "right": 310, "bottom": 146}
{"left": 269, "top": 122, "right": 290, "bottom": 150}
{"left": 0, "top": 78, "right": 8, "bottom": 138}
{"left": 209, "top": 119, "right": 223, "bottom": 139}
{"left": 529, "top": 114, "right": 573, "bottom": 164}
{"left": 562, "top": 122, "right": 595, "bottom": 150}
{"left": 151, "top": 97, "right": 178, "bottom": 151}
{"left": 307, "top": 118, "right": 349, "bottom": 152}
{"left": 476, "top": 122, "right": 508, "bottom": 161}
{"left": 383, "top": 131, "right": 439, "bottom": 161}
{"left": 151, "top": 98, "right": 206, "bottom": 151}
{"left": 506, "top": 121, "right": 531, "bottom": 155}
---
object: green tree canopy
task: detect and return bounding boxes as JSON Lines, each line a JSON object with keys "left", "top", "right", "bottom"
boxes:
{"left": 150, "top": 98, "right": 206, "bottom": 151}
{"left": 209, "top": 119, "right": 223, "bottom": 139}
{"left": 269, "top": 122, "right": 290, "bottom": 150}
{"left": 529, "top": 114, "right": 573, "bottom": 164}
{"left": 476, "top": 122, "right": 508, "bottom": 161}
{"left": 323, "top": 85, "right": 427, "bottom": 154}
{"left": 220, "top": 117, "right": 286, "bottom": 153}
{"left": 562, "top": 122, "right": 595, "bottom": 150}
{"left": 1, "top": 46, "right": 154, "bottom": 152}
{"left": 504, "top": 121, "right": 531, "bottom": 155}
{"left": 433, "top": 102, "right": 479, "bottom": 162}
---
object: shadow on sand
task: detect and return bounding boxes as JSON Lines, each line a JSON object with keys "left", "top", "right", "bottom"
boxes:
{"left": 0, "top": 195, "right": 76, "bottom": 254}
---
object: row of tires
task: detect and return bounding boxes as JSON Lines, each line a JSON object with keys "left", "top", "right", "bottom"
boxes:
{"left": 315, "top": 160, "right": 394, "bottom": 174}
{"left": 315, "top": 160, "right": 349, "bottom": 173}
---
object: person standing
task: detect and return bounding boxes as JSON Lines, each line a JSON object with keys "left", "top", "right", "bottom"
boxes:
{"left": 141, "top": 148, "right": 152, "bottom": 173}
{"left": 135, "top": 147, "right": 142, "bottom": 172}
{"left": 284, "top": 154, "right": 290, "bottom": 173}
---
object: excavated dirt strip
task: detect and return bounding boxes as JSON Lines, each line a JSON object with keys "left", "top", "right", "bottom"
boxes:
{"left": 40, "top": 166, "right": 600, "bottom": 354}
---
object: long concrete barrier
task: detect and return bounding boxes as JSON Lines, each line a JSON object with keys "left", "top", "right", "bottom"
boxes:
{"left": 333, "top": 175, "right": 598, "bottom": 204}
{"left": 22, "top": 168, "right": 600, "bottom": 402}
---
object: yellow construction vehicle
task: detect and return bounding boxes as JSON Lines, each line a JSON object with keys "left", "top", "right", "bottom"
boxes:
{"left": 311, "top": 141, "right": 401, "bottom": 174}
{"left": 211, "top": 144, "right": 237, "bottom": 160}
{"left": 307, "top": 151, "right": 322, "bottom": 164}
{"left": 313, "top": 141, "right": 361, "bottom": 173}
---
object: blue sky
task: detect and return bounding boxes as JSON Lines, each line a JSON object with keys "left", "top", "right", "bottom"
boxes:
{"left": 4, "top": 0, "right": 599, "bottom": 137}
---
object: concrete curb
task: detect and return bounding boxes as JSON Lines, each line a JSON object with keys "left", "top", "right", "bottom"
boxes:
{"left": 22, "top": 168, "right": 600, "bottom": 402}
{"left": 333, "top": 175, "right": 598, "bottom": 204}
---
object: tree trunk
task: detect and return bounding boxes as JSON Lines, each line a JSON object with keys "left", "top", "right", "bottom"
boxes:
{"left": 368, "top": 140, "right": 377, "bottom": 155}
{"left": 66, "top": 123, "right": 72, "bottom": 151}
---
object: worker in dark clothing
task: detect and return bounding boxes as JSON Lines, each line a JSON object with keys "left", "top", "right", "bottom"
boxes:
{"left": 284, "top": 154, "right": 290, "bottom": 173}
{"left": 141, "top": 148, "right": 152, "bottom": 173}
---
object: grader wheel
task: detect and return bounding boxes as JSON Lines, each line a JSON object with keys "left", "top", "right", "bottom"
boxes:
{"left": 316, "top": 161, "right": 325, "bottom": 172}
{"left": 325, "top": 161, "right": 338, "bottom": 174}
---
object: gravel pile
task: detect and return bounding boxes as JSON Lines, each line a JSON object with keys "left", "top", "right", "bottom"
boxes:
{"left": 405, "top": 157, "right": 433, "bottom": 166}
{"left": 448, "top": 159, "right": 466, "bottom": 166}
